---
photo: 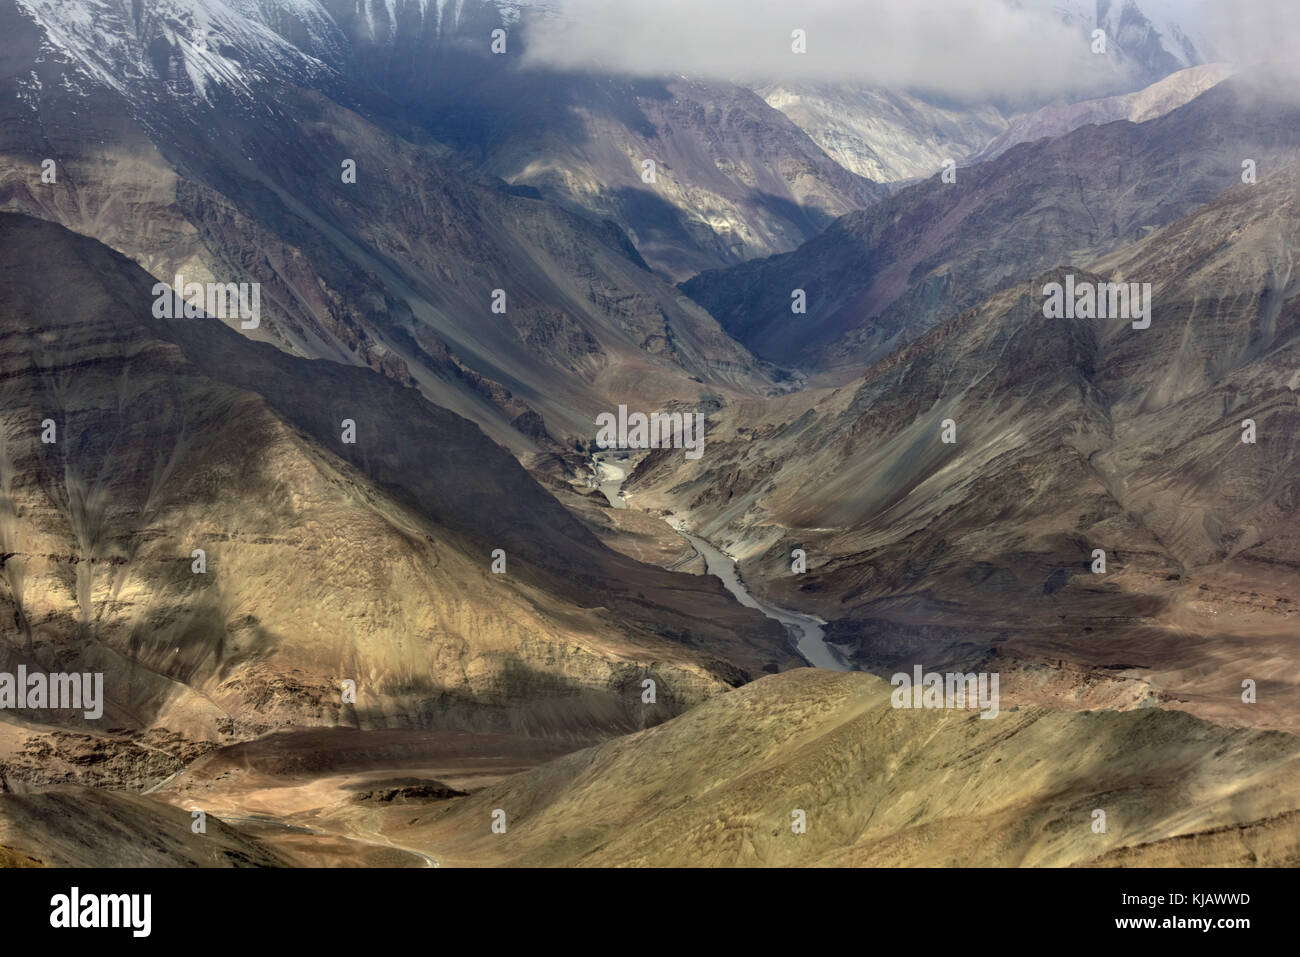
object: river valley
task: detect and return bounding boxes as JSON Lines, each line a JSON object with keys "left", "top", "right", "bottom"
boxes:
{"left": 591, "top": 452, "right": 850, "bottom": 671}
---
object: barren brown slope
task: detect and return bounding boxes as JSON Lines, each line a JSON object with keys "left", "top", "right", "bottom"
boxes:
{"left": 630, "top": 163, "right": 1300, "bottom": 733}
{"left": 0, "top": 786, "right": 289, "bottom": 867}
{"left": 0, "top": 213, "right": 795, "bottom": 794}
{"left": 410, "top": 669, "right": 1300, "bottom": 867}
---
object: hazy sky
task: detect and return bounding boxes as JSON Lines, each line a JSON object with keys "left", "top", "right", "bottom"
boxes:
{"left": 1208, "top": 0, "right": 1300, "bottom": 77}
{"left": 518, "top": 0, "right": 1288, "bottom": 101}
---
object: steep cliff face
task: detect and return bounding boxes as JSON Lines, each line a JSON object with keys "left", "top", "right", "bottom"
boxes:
{"left": 0, "top": 213, "right": 795, "bottom": 790}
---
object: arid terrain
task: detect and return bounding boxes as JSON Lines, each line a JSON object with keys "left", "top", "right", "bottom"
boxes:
{"left": 0, "top": 0, "right": 1296, "bottom": 870}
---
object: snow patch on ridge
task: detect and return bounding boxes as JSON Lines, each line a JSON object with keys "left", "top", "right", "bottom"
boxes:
{"left": 13, "top": 0, "right": 342, "bottom": 103}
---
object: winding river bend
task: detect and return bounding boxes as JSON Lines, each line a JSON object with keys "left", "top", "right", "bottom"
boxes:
{"left": 593, "top": 453, "right": 850, "bottom": 671}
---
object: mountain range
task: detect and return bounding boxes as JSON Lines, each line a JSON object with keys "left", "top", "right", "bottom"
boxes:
{"left": 0, "top": 0, "right": 1295, "bottom": 870}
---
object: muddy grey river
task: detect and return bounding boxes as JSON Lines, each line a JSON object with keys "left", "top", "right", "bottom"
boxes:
{"left": 592, "top": 453, "right": 850, "bottom": 671}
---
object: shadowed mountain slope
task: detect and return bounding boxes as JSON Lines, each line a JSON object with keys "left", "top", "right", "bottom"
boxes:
{"left": 0, "top": 787, "right": 290, "bottom": 866}
{"left": 682, "top": 77, "right": 1300, "bottom": 371}
{"left": 0, "top": 213, "right": 796, "bottom": 788}
{"left": 0, "top": 0, "right": 782, "bottom": 461}
{"left": 311, "top": 0, "right": 887, "bottom": 281}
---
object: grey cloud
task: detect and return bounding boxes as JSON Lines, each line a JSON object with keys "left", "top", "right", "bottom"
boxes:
{"left": 519, "top": 0, "right": 1136, "bottom": 100}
